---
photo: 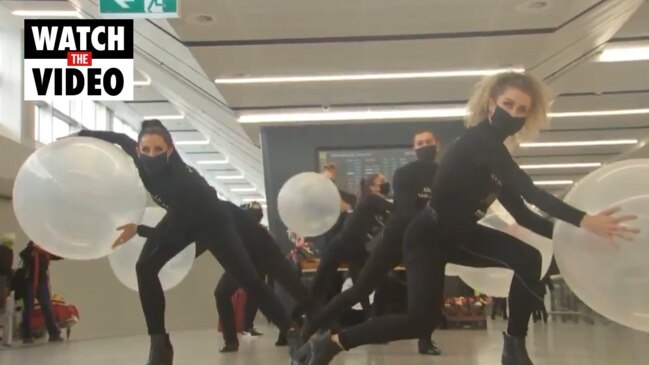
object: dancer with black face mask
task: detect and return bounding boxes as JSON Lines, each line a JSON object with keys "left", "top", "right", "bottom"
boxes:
{"left": 301, "top": 131, "right": 442, "bottom": 356}
{"left": 298, "top": 72, "right": 639, "bottom": 365}
{"left": 310, "top": 173, "right": 393, "bottom": 309}
{"left": 76, "top": 121, "right": 305, "bottom": 365}
{"left": 209, "top": 202, "right": 315, "bottom": 353}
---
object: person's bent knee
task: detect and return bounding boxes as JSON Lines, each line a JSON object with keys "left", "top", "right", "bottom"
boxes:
{"left": 514, "top": 246, "right": 542, "bottom": 280}
{"left": 238, "top": 275, "right": 266, "bottom": 294}
{"left": 135, "top": 259, "right": 158, "bottom": 279}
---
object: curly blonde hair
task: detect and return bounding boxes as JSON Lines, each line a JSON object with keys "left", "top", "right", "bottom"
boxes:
{"left": 465, "top": 71, "right": 551, "bottom": 146}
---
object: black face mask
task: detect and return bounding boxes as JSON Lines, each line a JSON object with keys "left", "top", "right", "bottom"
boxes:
{"left": 379, "top": 182, "right": 391, "bottom": 196}
{"left": 140, "top": 153, "right": 170, "bottom": 175}
{"left": 490, "top": 105, "right": 526, "bottom": 138}
{"left": 415, "top": 144, "right": 437, "bottom": 162}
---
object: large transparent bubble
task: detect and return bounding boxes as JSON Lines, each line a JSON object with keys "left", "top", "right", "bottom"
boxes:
{"left": 109, "top": 207, "right": 195, "bottom": 292}
{"left": 13, "top": 137, "right": 147, "bottom": 260}
{"left": 278, "top": 172, "right": 341, "bottom": 237}
{"left": 554, "top": 159, "right": 649, "bottom": 332}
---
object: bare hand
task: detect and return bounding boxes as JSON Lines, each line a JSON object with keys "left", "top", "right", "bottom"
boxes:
{"left": 113, "top": 223, "right": 138, "bottom": 249}
{"left": 580, "top": 207, "right": 640, "bottom": 250}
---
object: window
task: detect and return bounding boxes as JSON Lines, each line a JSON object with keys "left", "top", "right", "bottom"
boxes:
{"left": 113, "top": 116, "right": 138, "bottom": 140}
{"left": 53, "top": 100, "right": 70, "bottom": 116}
{"left": 69, "top": 100, "right": 83, "bottom": 121}
{"left": 95, "top": 103, "right": 107, "bottom": 130}
{"left": 52, "top": 117, "right": 70, "bottom": 140}
{"left": 81, "top": 100, "right": 96, "bottom": 129}
{"left": 35, "top": 100, "right": 116, "bottom": 144}
{"left": 37, "top": 107, "right": 53, "bottom": 144}
{"left": 34, "top": 105, "right": 39, "bottom": 140}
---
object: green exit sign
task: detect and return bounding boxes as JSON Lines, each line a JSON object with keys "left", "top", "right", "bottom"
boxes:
{"left": 100, "top": 0, "right": 178, "bottom": 19}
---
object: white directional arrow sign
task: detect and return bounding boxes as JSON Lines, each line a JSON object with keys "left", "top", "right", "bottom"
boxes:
{"left": 114, "top": 0, "right": 135, "bottom": 9}
{"left": 100, "top": 0, "right": 178, "bottom": 18}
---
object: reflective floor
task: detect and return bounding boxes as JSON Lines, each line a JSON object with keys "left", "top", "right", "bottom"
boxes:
{"left": 1, "top": 319, "right": 648, "bottom": 365}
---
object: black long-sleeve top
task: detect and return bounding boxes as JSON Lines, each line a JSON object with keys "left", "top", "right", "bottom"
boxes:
{"left": 341, "top": 193, "right": 395, "bottom": 241}
{"left": 430, "top": 121, "right": 584, "bottom": 243}
{"left": 392, "top": 159, "right": 438, "bottom": 220}
{"left": 77, "top": 130, "right": 227, "bottom": 237}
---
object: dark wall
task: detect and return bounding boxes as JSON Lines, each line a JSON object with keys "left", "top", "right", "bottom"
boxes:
{"left": 260, "top": 120, "right": 465, "bottom": 251}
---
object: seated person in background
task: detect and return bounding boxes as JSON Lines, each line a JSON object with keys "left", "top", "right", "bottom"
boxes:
{"left": 238, "top": 201, "right": 265, "bottom": 338}
{"left": 19, "top": 241, "right": 63, "bottom": 344}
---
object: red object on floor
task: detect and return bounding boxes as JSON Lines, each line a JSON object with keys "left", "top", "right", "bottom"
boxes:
{"left": 218, "top": 289, "right": 247, "bottom": 333}
{"left": 31, "top": 298, "right": 80, "bottom": 331}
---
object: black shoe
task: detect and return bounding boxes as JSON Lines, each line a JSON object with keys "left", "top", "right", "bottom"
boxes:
{"left": 418, "top": 338, "right": 442, "bottom": 356}
{"left": 287, "top": 329, "right": 305, "bottom": 365}
{"left": 306, "top": 331, "right": 343, "bottom": 365}
{"left": 219, "top": 343, "right": 239, "bottom": 353}
{"left": 276, "top": 331, "right": 288, "bottom": 347}
{"left": 146, "top": 334, "right": 173, "bottom": 365}
{"left": 22, "top": 337, "right": 34, "bottom": 345}
{"left": 501, "top": 332, "right": 533, "bottom": 365}
{"left": 240, "top": 327, "right": 263, "bottom": 337}
{"left": 48, "top": 334, "right": 65, "bottom": 343}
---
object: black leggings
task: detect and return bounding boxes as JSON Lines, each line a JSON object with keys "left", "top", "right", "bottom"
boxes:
{"left": 136, "top": 213, "right": 294, "bottom": 336}
{"left": 310, "top": 232, "right": 370, "bottom": 310}
{"left": 338, "top": 210, "right": 543, "bottom": 350}
{"left": 303, "top": 216, "right": 432, "bottom": 343}
{"left": 215, "top": 224, "right": 315, "bottom": 345}
{"left": 244, "top": 287, "right": 260, "bottom": 330}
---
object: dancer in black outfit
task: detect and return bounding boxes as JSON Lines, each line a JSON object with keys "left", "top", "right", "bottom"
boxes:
{"left": 238, "top": 202, "right": 265, "bottom": 338}
{"left": 299, "top": 72, "right": 639, "bottom": 365}
{"left": 310, "top": 173, "right": 393, "bottom": 307}
{"left": 302, "top": 131, "right": 443, "bottom": 355}
{"left": 76, "top": 121, "right": 303, "bottom": 365}
{"left": 212, "top": 202, "right": 315, "bottom": 353}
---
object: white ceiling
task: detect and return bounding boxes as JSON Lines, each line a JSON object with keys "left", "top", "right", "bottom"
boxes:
{"left": 5, "top": 0, "right": 649, "bottom": 200}
{"left": 170, "top": 0, "right": 600, "bottom": 40}
{"left": 165, "top": 0, "right": 649, "bottom": 195}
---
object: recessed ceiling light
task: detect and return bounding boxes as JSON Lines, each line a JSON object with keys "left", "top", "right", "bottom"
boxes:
{"left": 520, "top": 162, "right": 602, "bottom": 169}
{"left": 197, "top": 159, "right": 229, "bottom": 165}
{"left": 12, "top": 10, "right": 81, "bottom": 17}
{"left": 549, "top": 108, "right": 649, "bottom": 118}
{"left": 175, "top": 140, "right": 210, "bottom": 146}
{"left": 520, "top": 139, "right": 638, "bottom": 148}
{"left": 231, "top": 187, "right": 257, "bottom": 193}
{"left": 598, "top": 43, "right": 649, "bottom": 62}
{"left": 533, "top": 180, "right": 574, "bottom": 186}
{"left": 238, "top": 106, "right": 649, "bottom": 124}
{"left": 133, "top": 75, "right": 152, "bottom": 87}
{"left": 216, "top": 68, "right": 524, "bottom": 84}
{"left": 215, "top": 175, "right": 244, "bottom": 180}
{"left": 143, "top": 114, "right": 184, "bottom": 120}
{"left": 239, "top": 107, "right": 467, "bottom": 123}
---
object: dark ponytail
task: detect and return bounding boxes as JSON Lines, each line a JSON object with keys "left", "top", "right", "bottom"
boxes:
{"left": 359, "top": 173, "right": 381, "bottom": 198}
{"left": 138, "top": 119, "right": 174, "bottom": 147}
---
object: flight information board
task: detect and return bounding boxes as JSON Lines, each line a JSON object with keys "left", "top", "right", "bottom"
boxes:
{"left": 317, "top": 146, "right": 416, "bottom": 196}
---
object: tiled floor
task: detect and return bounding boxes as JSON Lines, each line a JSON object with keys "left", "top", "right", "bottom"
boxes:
{"left": 2, "top": 319, "right": 648, "bottom": 364}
